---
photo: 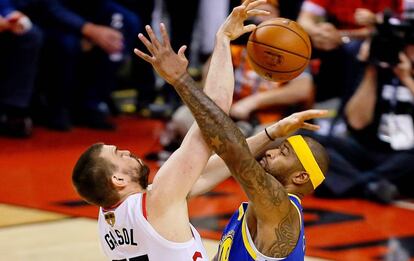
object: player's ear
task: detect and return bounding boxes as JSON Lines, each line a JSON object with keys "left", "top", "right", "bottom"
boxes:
{"left": 292, "top": 171, "right": 310, "bottom": 185}
{"left": 112, "top": 174, "right": 127, "bottom": 188}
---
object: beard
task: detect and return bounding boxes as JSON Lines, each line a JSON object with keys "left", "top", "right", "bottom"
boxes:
{"left": 259, "top": 156, "right": 288, "bottom": 185}
{"left": 272, "top": 170, "right": 288, "bottom": 186}
{"left": 138, "top": 164, "right": 150, "bottom": 189}
{"left": 130, "top": 153, "right": 150, "bottom": 189}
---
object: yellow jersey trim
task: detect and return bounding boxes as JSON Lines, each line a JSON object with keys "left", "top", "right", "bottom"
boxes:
{"left": 287, "top": 135, "right": 325, "bottom": 189}
{"left": 241, "top": 214, "right": 257, "bottom": 259}
{"left": 288, "top": 194, "right": 302, "bottom": 227}
{"left": 290, "top": 200, "right": 302, "bottom": 227}
{"left": 288, "top": 193, "right": 302, "bottom": 204}
{"left": 237, "top": 204, "right": 245, "bottom": 221}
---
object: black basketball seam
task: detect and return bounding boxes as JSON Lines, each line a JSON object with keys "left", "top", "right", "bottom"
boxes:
{"left": 254, "top": 23, "right": 311, "bottom": 55}
{"left": 248, "top": 55, "right": 308, "bottom": 74}
{"left": 256, "top": 23, "right": 311, "bottom": 52}
{"left": 249, "top": 40, "right": 310, "bottom": 59}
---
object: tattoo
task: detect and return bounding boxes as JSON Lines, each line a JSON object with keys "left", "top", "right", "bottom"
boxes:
{"left": 238, "top": 158, "right": 285, "bottom": 207}
{"left": 268, "top": 210, "right": 298, "bottom": 257}
{"left": 172, "top": 72, "right": 288, "bottom": 208}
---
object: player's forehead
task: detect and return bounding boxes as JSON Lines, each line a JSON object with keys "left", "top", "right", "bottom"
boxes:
{"left": 280, "top": 139, "right": 292, "bottom": 149}
{"left": 267, "top": 139, "right": 293, "bottom": 152}
{"left": 100, "top": 144, "right": 117, "bottom": 156}
{"left": 101, "top": 144, "right": 114, "bottom": 150}
{"left": 275, "top": 140, "right": 297, "bottom": 158}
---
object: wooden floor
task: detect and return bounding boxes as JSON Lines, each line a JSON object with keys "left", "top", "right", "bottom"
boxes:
{"left": 1, "top": 116, "right": 413, "bottom": 260}
{"left": 0, "top": 205, "right": 328, "bottom": 261}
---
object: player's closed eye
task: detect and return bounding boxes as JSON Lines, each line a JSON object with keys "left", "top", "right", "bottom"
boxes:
{"left": 281, "top": 144, "right": 289, "bottom": 156}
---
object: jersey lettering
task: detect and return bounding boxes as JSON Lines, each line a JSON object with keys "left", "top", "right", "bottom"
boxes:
{"left": 105, "top": 229, "right": 137, "bottom": 250}
{"left": 109, "top": 231, "right": 119, "bottom": 248}
{"left": 99, "top": 194, "right": 207, "bottom": 260}
{"left": 116, "top": 230, "right": 125, "bottom": 245}
{"left": 105, "top": 234, "right": 116, "bottom": 250}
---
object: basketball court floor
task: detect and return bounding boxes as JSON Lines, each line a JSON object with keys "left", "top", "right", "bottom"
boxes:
{"left": 1, "top": 116, "right": 413, "bottom": 260}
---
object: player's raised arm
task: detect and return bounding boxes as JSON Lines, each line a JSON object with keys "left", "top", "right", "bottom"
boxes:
{"left": 159, "top": 0, "right": 284, "bottom": 220}
{"left": 133, "top": 0, "right": 269, "bottom": 207}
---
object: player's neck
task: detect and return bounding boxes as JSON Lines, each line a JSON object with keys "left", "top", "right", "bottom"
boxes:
{"left": 118, "top": 187, "right": 145, "bottom": 203}
{"left": 285, "top": 186, "right": 304, "bottom": 199}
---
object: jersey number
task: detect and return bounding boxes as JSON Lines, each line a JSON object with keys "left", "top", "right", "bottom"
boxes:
{"left": 193, "top": 251, "right": 202, "bottom": 261}
{"left": 113, "top": 254, "right": 149, "bottom": 261}
{"left": 218, "top": 235, "right": 233, "bottom": 261}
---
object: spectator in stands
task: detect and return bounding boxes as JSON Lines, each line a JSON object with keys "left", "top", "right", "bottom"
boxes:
{"left": 0, "top": 0, "right": 42, "bottom": 137}
{"left": 297, "top": 0, "right": 403, "bottom": 102}
{"left": 115, "top": 0, "right": 156, "bottom": 116}
{"left": 16, "top": 0, "right": 140, "bottom": 130}
{"left": 116, "top": 0, "right": 201, "bottom": 118}
{"left": 308, "top": 31, "right": 414, "bottom": 203}
{"left": 197, "top": 0, "right": 229, "bottom": 64}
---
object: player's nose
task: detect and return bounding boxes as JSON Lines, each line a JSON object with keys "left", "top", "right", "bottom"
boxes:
{"left": 265, "top": 150, "right": 275, "bottom": 159}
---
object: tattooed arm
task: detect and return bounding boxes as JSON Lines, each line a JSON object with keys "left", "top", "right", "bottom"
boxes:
{"left": 173, "top": 72, "right": 314, "bottom": 217}
{"left": 172, "top": 72, "right": 329, "bottom": 256}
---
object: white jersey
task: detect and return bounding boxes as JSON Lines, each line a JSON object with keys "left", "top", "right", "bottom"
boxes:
{"left": 98, "top": 193, "right": 208, "bottom": 261}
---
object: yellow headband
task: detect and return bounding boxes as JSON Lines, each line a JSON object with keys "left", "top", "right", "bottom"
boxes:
{"left": 287, "top": 135, "right": 325, "bottom": 189}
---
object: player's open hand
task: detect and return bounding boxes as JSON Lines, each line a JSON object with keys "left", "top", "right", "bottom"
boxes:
{"left": 134, "top": 23, "right": 188, "bottom": 85}
{"left": 218, "top": 0, "right": 270, "bottom": 41}
{"left": 267, "top": 109, "right": 329, "bottom": 139}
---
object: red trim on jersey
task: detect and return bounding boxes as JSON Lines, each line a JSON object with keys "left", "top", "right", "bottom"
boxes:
{"left": 142, "top": 193, "right": 147, "bottom": 220}
{"left": 102, "top": 201, "right": 123, "bottom": 212}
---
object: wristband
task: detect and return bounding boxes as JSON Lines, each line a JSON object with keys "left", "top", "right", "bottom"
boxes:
{"left": 265, "top": 128, "right": 275, "bottom": 141}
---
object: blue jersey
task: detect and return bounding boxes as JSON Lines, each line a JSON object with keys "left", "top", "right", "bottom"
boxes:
{"left": 217, "top": 194, "right": 305, "bottom": 261}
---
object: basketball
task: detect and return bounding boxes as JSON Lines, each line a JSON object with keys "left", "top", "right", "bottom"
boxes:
{"left": 247, "top": 17, "right": 311, "bottom": 82}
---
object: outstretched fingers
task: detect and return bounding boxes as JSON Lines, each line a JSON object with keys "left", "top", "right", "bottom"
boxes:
{"left": 246, "top": 9, "right": 270, "bottom": 18}
{"left": 245, "top": 0, "right": 267, "bottom": 10}
{"left": 134, "top": 48, "right": 154, "bottom": 63}
{"left": 299, "top": 109, "right": 330, "bottom": 121}
{"left": 301, "top": 122, "right": 320, "bottom": 131}
{"left": 243, "top": 24, "right": 257, "bottom": 34}
{"left": 145, "top": 25, "right": 161, "bottom": 50}
{"left": 137, "top": 32, "right": 155, "bottom": 55}
{"left": 177, "top": 45, "right": 188, "bottom": 61}
{"left": 241, "top": 0, "right": 256, "bottom": 8}
{"left": 159, "top": 23, "right": 171, "bottom": 48}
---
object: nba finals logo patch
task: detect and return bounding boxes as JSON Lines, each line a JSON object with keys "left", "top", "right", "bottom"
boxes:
{"left": 104, "top": 212, "right": 116, "bottom": 227}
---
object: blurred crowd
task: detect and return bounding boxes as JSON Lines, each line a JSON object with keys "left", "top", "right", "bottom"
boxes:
{"left": 1, "top": 0, "right": 414, "bottom": 204}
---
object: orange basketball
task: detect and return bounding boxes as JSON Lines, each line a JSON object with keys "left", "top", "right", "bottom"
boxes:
{"left": 247, "top": 17, "right": 311, "bottom": 82}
